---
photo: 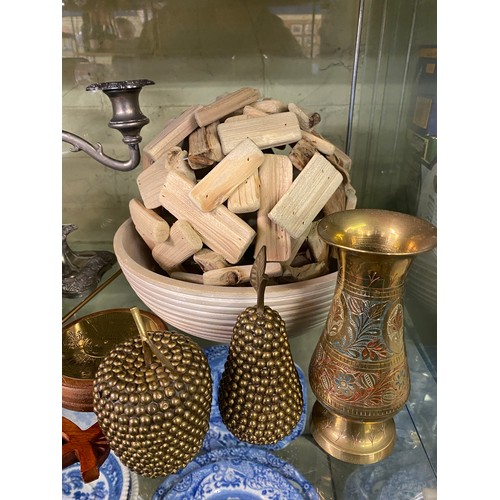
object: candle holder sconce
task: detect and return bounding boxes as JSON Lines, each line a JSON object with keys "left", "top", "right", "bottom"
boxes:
{"left": 62, "top": 79, "right": 154, "bottom": 298}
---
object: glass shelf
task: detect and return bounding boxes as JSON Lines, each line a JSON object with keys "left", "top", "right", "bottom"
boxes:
{"left": 62, "top": 266, "right": 437, "bottom": 499}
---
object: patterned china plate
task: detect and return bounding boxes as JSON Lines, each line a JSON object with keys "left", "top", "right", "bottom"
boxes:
{"left": 154, "top": 457, "right": 304, "bottom": 500}
{"left": 153, "top": 446, "right": 319, "bottom": 500}
{"left": 62, "top": 451, "right": 130, "bottom": 500}
{"left": 202, "top": 345, "right": 307, "bottom": 452}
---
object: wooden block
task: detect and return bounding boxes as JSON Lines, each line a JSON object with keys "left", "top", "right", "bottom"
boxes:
{"left": 129, "top": 198, "right": 170, "bottom": 245}
{"left": 243, "top": 105, "right": 268, "bottom": 118}
{"left": 283, "top": 261, "right": 329, "bottom": 281}
{"left": 288, "top": 139, "right": 317, "bottom": 171}
{"left": 189, "top": 138, "right": 264, "bottom": 212}
{"left": 252, "top": 98, "right": 288, "bottom": 114}
{"left": 136, "top": 159, "right": 168, "bottom": 209}
{"left": 142, "top": 118, "right": 173, "bottom": 169}
{"left": 268, "top": 152, "right": 343, "bottom": 239}
{"left": 301, "top": 130, "right": 336, "bottom": 156}
{"left": 307, "top": 220, "right": 329, "bottom": 264}
{"left": 187, "top": 121, "right": 224, "bottom": 169}
{"left": 322, "top": 159, "right": 356, "bottom": 214}
{"left": 323, "top": 181, "right": 346, "bottom": 215}
{"left": 169, "top": 271, "right": 204, "bottom": 284}
{"left": 193, "top": 248, "right": 230, "bottom": 272}
{"left": 217, "top": 112, "right": 302, "bottom": 155}
{"left": 195, "top": 87, "right": 261, "bottom": 127}
{"left": 288, "top": 102, "right": 321, "bottom": 131}
{"left": 254, "top": 154, "right": 293, "bottom": 262}
{"left": 203, "top": 262, "right": 282, "bottom": 286}
{"left": 160, "top": 171, "right": 256, "bottom": 264}
{"left": 163, "top": 146, "right": 195, "bottom": 182}
{"left": 227, "top": 171, "right": 261, "bottom": 214}
{"left": 345, "top": 185, "right": 357, "bottom": 209}
{"left": 137, "top": 147, "right": 193, "bottom": 209}
{"left": 143, "top": 105, "right": 202, "bottom": 164}
{"left": 283, "top": 224, "right": 311, "bottom": 267}
{"left": 326, "top": 148, "right": 352, "bottom": 173}
{"left": 224, "top": 114, "right": 255, "bottom": 123}
{"left": 152, "top": 220, "right": 203, "bottom": 273}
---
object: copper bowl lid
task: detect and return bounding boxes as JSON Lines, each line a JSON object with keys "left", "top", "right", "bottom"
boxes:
{"left": 62, "top": 308, "right": 165, "bottom": 412}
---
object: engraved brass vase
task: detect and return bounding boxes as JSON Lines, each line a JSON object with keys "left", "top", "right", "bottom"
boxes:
{"left": 309, "top": 209, "right": 437, "bottom": 464}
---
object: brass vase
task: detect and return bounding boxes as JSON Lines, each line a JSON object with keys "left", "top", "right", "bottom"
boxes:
{"left": 309, "top": 209, "right": 437, "bottom": 464}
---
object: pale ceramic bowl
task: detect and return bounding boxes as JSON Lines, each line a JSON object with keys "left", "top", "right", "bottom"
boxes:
{"left": 113, "top": 218, "right": 337, "bottom": 343}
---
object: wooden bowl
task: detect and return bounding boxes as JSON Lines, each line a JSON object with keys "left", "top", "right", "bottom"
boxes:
{"left": 62, "top": 308, "right": 165, "bottom": 412}
{"left": 113, "top": 218, "right": 337, "bottom": 343}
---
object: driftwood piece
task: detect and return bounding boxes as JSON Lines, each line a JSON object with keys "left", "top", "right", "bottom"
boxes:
{"left": 254, "top": 154, "right": 293, "bottom": 262}
{"left": 307, "top": 220, "right": 329, "bottom": 264}
{"left": 288, "top": 139, "right": 317, "bottom": 171}
{"left": 323, "top": 156, "right": 357, "bottom": 214}
{"left": 243, "top": 105, "right": 268, "bottom": 118}
{"left": 189, "top": 138, "right": 264, "bottom": 212}
{"left": 323, "top": 182, "right": 347, "bottom": 215}
{"left": 203, "top": 262, "right": 282, "bottom": 286}
{"left": 169, "top": 271, "right": 204, "bottom": 284}
{"left": 187, "top": 121, "right": 224, "bottom": 169}
{"left": 283, "top": 261, "right": 329, "bottom": 281}
{"left": 326, "top": 148, "right": 352, "bottom": 173}
{"left": 143, "top": 105, "right": 202, "bottom": 165}
{"left": 217, "top": 112, "right": 302, "bottom": 155}
{"left": 227, "top": 171, "right": 261, "bottom": 214}
{"left": 129, "top": 198, "right": 170, "bottom": 245}
{"left": 288, "top": 102, "right": 321, "bottom": 131}
{"left": 195, "top": 87, "right": 261, "bottom": 127}
{"left": 283, "top": 224, "right": 311, "bottom": 267}
{"left": 268, "top": 152, "right": 343, "bottom": 239}
{"left": 152, "top": 220, "right": 203, "bottom": 273}
{"left": 193, "top": 248, "right": 230, "bottom": 272}
{"left": 160, "top": 171, "right": 256, "bottom": 264}
{"left": 136, "top": 147, "right": 193, "bottom": 209}
{"left": 252, "top": 98, "right": 288, "bottom": 114}
{"left": 224, "top": 114, "right": 255, "bottom": 123}
{"left": 301, "top": 130, "right": 335, "bottom": 156}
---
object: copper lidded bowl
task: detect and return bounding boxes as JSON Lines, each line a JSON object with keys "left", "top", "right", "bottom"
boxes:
{"left": 113, "top": 218, "right": 338, "bottom": 343}
{"left": 62, "top": 308, "right": 165, "bottom": 412}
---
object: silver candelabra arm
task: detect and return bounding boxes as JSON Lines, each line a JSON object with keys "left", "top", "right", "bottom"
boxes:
{"left": 62, "top": 79, "right": 154, "bottom": 171}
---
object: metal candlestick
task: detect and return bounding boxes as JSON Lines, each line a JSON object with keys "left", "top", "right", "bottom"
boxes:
{"left": 62, "top": 79, "right": 154, "bottom": 298}
{"left": 62, "top": 79, "right": 154, "bottom": 171}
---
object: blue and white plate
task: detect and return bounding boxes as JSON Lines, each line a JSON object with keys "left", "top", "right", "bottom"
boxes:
{"left": 62, "top": 451, "right": 130, "bottom": 500}
{"left": 153, "top": 446, "right": 319, "bottom": 500}
{"left": 202, "top": 345, "right": 307, "bottom": 452}
{"left": 154, "top": 457, "right": 305, "bottom": 500}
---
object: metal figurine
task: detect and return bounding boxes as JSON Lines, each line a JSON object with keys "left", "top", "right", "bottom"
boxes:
{"left": 62, "top": 224, "right": 116, "bottom": 299}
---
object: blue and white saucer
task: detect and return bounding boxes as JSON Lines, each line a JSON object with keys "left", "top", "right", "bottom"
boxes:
{"left": 202, "top": 345, "right": 307, "bottom": 452}
{"left": 154, "top": 457, "right": 306, "bottom": 500}
{"left": 62, "top": 451, "right": 130, "bottom": 500}
{"left": 153, "top": 446, "right": 319, "bottom": 500}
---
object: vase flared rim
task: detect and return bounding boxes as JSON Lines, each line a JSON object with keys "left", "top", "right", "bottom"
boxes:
{"left": 318, "top": 209, "right": 437, "bottom": 256}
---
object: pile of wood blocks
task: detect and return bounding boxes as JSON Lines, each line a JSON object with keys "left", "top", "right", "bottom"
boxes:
{"left": 129, "top": 87, "right": 357, "bottom": 286}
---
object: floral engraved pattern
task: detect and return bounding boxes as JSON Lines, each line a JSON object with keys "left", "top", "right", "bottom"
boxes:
{"left": 325, "top": 296, "right": 344, "bottom": 340}
{"left": 385, "top": 303, "right": 404, "bottom": 353}
{"left": 330, "top": 292, "right": 390, "bottom": 360}
{"left": 334, "top": 372, "right": 356, "bottom": 397}
{"left": 320, "top": 365, "right": 408, "bottom": 411}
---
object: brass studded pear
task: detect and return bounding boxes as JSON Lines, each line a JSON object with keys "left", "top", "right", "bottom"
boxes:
{"left": 218, "top": 246, "right": 303, "bottom": 444}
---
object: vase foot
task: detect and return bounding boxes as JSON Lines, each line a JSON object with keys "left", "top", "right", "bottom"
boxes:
{"left": 310, "top": 401, "right": 396, "bottom": 464}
